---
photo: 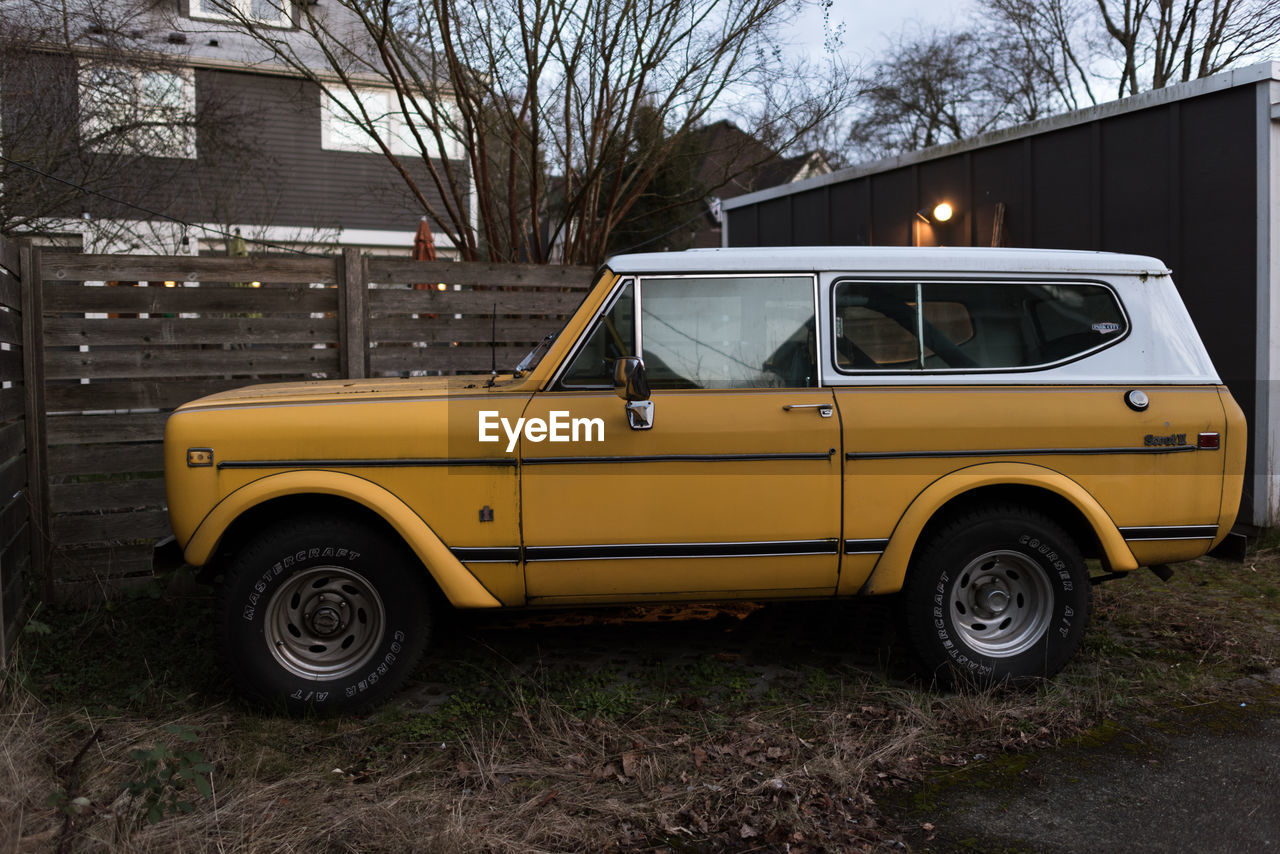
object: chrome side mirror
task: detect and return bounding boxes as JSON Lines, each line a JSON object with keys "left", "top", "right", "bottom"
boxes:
{"left": 612, "top": 357, "right": 653, "bottom": 430}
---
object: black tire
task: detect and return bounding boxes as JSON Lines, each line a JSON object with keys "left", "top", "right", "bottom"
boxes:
{"left": 902, "top": 505, "right": 1091, "bottom": 686}
{"left": 215, "top": 515, "right": 432, "bottom": 714}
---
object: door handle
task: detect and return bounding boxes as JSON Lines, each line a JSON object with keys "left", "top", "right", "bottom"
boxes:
{"left": 783, "top": 404, "right": 833, "bottom": 418}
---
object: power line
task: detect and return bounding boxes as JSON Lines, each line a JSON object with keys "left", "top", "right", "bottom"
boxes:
{"left": 0, "top": 153, "right": 329, "bottom": 257}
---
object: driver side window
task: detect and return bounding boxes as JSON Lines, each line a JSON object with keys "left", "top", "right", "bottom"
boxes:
{"left": 640, "top": 275, "right": 818, "bottom": 389}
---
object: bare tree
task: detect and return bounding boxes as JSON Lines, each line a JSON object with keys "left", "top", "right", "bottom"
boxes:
{"left": 988, "top": 0, "right": 1280, "bottom": 103}
{"left": 845, "top": 0, "right": 1280, "bottom": 161}
{"left": 209, "top": 0, "right": 851, "bottom": 265}
{"left": 844, "top": 29, "right": 1057, "bottom": 161}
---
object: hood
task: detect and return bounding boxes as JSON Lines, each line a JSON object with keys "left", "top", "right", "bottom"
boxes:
{"left": 176, "top": 373, "right": 532, "bottom": 410}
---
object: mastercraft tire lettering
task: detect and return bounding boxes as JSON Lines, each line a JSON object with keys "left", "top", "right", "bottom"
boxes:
{"left": 215, "top": 516, "right": 432, "bottom": 714}
{"left": 902, "top": 506, "right": 1091, "bottom": 685}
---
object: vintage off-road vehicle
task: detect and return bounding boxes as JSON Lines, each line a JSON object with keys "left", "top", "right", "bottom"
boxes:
{"left": 164, "top": 247, "right": 1245, "bottom": 712}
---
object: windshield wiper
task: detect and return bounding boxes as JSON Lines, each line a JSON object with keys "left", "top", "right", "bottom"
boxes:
{"left": 514, "top": 332, "right": 558, "bottom": 377}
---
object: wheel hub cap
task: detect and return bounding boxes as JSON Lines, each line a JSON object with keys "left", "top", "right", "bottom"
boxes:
{"left": 947, "top": 550, "right": 1053, "bottom": 658}
{"left": 979, "top": 584, "right": 1010, "bottom": 616}
{"left": 263, "top": 566, "right": 386, "bottom": 681}
{"left": 308, "top": 601, "right": 346, "bottom": 636}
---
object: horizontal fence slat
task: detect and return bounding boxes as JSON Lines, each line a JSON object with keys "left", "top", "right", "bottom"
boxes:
{"left": 51, "top": 479, "right": 167, "bottom": 514}
{"left": 44, "top": 345, "right": 341, "bottom": 381}
{"left": 2, "top": 526, "right": 30, "bottom": 660}
{"left": 0, "top": 384, "right": 23, "bottom": 424}
{"left": 0, "top": 347, "right": 21, "bottom": 380}
{"left": 369, "top": 289, "right": 584, "bottom": 315}
{"left": 2, "top": 526, "right": 30, "bottom": 580}
{"left": 43, "top": 283, "right": 336, "bottom": 314}
{"left": 51, "top": 508, "right": 172, "bottom": 546}
{"left": 45, "top": 378, "right": 248, "bottom": 412}
{"left": 0, "top": 453, "right": 27, "bottom": 503}
{"left": 0, "top": 419, "right": 25, "bottom": 462}
{"left": 369, "top": 316, "right": 565, "bottom": 345}
{"left": 43, "top": 254, "right": 338, "bottom": 284}
{"left": 44, "top": 316, "right": 338, "bottom": 347}
{"left": 367, "top": 260, "right": 592, "bottom": 288}
{"left": 369, "top": 345, "right": 534, "bottom": 374}
{"left": 0, "top": 268, "right": 19, "bottom": 311}
{"left": 0, "top": 237, "right": 19, "bottom": 279}
{"left": 50, "top": 576, "right": 158, "bottom": 604}
{"left": 0, "top": 306, "right": 23, "bottom": 345}
{"left": 51, "top": 543, "right": 156, "bottom": 581}
{"left": 49, "top": 442, "right": 164, "bottom": 477}
{"left": 0, "top": 492, "right": 27, "bottom": 552}
{"left": 48, "top": 412, "right": 168, "bottom": 445}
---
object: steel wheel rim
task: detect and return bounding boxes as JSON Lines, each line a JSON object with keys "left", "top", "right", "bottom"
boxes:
{"left": 947, "top": 549, "right": 1053, "bottom": 658}
{"left": 264, "top": 566, "right": 385, "bottom": 680}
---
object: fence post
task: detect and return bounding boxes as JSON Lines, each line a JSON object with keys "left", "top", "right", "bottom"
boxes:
{"left": 19, "top": 244, "right": 50, "bottom": 601}
{"left": 338, "top": 248, "right": 368, "bottom": 379}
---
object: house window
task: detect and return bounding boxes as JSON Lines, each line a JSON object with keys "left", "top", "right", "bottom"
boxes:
{"left": 78, "top": 65, "right": 196, "bottom": 159}
{"left": 321, "top": 87, "right": 464, "bottom": 160}
{"left": 188, "top": 0, "right": 293, "bottom": 28}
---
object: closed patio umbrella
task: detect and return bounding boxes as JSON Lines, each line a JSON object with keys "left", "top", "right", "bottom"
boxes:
{"left": 413, "top": 216, "right": 438, "bottom": 289}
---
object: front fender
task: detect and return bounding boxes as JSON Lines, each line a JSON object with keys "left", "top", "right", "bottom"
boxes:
{"left": 184, "top": 470, "right": 502, "bottom": 609}
{"left": 859, "top": 462, "right": 1139, "bottom": 595}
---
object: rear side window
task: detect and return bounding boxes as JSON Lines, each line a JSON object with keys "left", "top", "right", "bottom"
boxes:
{"left": 832, "top": 280, "right": 1126, "bottom": 372}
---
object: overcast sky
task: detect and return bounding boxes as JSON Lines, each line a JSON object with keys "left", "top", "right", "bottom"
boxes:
{"left": 781, "top": 0, "right": 973, "bottom": 64}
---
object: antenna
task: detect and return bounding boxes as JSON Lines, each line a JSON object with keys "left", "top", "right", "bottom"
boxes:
{"left": 485, "top": 302, "right": 497, "bottom": 387}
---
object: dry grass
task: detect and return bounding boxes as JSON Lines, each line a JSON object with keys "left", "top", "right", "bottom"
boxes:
{"left": 5, "top": 547, "right": 1280, "bottom": 852}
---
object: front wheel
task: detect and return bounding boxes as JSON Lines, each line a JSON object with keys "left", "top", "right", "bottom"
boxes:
{"left": 902, "top": 506, "right": 1091, "bottom": 685}
{"left": 215, "top": 516, "right": 433, "bottom": 714}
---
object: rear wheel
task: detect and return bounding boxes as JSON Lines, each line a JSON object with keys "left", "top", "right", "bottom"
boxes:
{"left": 902, "top": 506, "right": 1091, "bottom": 685}
{"left": 215, "top": 516, "right": 432, "bottom": 714}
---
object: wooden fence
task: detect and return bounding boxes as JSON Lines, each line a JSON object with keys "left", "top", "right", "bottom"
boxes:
{"left": 0, "top": 235, "right": 45, "bottom": 659}
{"left": 18, "top": 246, "right": 591, "bottom": 603}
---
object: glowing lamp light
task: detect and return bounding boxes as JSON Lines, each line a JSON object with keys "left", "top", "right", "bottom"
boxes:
{"left": 250, "top": 281, "right": 261, "bottom": 288}
{"left": 436, "top": 282, "right": 447, "bottom": 291}
{"left": 932, "top": 202, "right": 953, "bottom": 223}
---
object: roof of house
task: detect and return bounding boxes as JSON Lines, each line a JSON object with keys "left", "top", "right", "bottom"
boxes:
{"left": 692, "top": 120, "right": 829, "bottom": 200}
{"left": 16, "top": 0, "right": 433, "bottom": 85}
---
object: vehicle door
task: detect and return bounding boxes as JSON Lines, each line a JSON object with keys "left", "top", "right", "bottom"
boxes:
{"left": 519, "top": 274, "right": 842, "bottom": 603}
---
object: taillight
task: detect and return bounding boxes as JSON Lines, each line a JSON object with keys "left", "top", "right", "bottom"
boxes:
{"left": 1197, "top": 432, "right": 1220, "bottom": 450}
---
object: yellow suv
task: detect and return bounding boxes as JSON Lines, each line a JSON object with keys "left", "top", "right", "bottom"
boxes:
{"left": 164, "top": 247, "right": 1245, "bottom": 712}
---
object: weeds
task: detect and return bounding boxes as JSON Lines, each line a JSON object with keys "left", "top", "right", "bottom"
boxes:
{"left": 4, "top": 551, "right": 1279, "bottom": 851}
{"left": 123, "top": 724, "right": 214, "bottom": 824}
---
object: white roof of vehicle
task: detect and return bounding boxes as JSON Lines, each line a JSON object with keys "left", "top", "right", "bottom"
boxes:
{"left": 605, "top": 247, "right": 1171, "bottom": 277}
